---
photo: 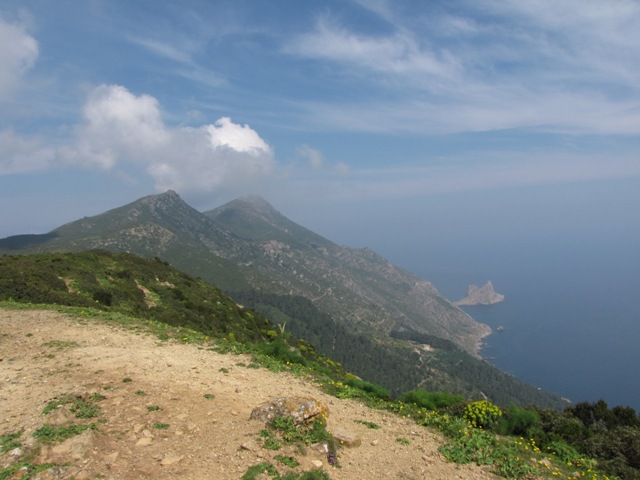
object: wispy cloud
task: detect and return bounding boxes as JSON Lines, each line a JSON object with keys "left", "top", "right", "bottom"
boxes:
{"left": 129, "top": 37, "right": 194, "bottom": 64}
{"left": 300, "top": 150, "right": 640, "bottom": 205}
{"left": 0, "top": 15, "right": 38, "bottom": 98}
{"left": 286, "top": 0, "right": 640, "bottom": 135}
{"left": 127, "top": 36, "right": 226, "bottom": 88}
{"left": 286, "top": 15, "right": 461, "bottom": 87}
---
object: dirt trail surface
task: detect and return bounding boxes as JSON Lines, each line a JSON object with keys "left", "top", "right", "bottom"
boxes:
{"left": 0, "top": 309, "right": 499, "bottom": 479}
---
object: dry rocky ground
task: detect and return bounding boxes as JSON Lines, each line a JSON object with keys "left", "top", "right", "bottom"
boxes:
{"left": 0, "top": 308, "right": 500, "bottom": 479}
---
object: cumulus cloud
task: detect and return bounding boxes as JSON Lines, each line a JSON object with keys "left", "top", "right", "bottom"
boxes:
{"left": 0, "top": 16, "right": 38, "bottom": 98}
{"left": 70, "top": 85, "right": 274, "bottom": 192}
{"left": 63, "top": 84, "right": 170, "bottom": 169}
{"left": 149, "top": 120, "right": 274, "bottom": 193}
{"left": 207, "top": 117, "right": 272, "bottom": 155}
{"left": 8, "top": 84, "right": 275, "bottom": 193}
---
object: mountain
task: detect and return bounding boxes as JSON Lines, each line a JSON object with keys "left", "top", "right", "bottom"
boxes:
{"left": 0, "top": 191, "right": 566, "bottom": 408}
{"left": 205, "top": 195, "right": 489, "bottom": 354}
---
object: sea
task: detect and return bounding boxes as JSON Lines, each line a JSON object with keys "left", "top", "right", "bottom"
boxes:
{"left": 407, "top": 241, "right": 640, "bottom": 412}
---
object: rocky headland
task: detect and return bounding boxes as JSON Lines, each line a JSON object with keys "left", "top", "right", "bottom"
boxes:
{"left": 454, "top": 281, "right": 504, "bottom": 306}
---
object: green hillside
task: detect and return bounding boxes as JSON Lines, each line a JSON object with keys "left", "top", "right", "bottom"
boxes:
{"left": 0, "top": 250, "right": 265, "bottom": 343}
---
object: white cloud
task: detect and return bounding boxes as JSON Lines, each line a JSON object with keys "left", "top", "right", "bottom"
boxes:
{"left": 0, "top": 16, "right": 38, "bottom": 98}
{"left": 0, "top": 84, "right": 275, "bottom": 193}
{"left": 62, "top": 84, "right": 170, "bottom": 169}
{"left": 287, "top": 16, "right": 460, "bottom": 81}
{"left": 148, "top": 122, "right": 274, "bottom": 193}
{"left": 206, "top": 117, "right": 272, "bottom": 156}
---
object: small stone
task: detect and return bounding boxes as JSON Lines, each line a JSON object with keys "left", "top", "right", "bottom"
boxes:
{"left": 160, "top": 453, "right": 184, "bottom": 465}
{"left": 311, "top": 460, "right": 323, "bottom": 468}
{"left": 332, "top": 428, "right": 362, "bottom": 448}
{"left": 135, "top": 437, "right": 153, "bottom": 447}
{"left": 371, "top": 440, "right": 379, "bottom": 446}
{"left": 231, "top": 410, "right": 239, "bottom": 416}
{"left": 104, "top": 452, "right": 119, "bottom": 463}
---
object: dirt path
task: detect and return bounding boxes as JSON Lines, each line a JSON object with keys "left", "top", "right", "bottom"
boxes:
{"left": 0, "top": 308, "right": 499, "bottom": 479}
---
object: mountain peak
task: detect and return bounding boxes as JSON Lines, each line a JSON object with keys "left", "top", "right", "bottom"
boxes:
{"left": 235, "top": 195, "right": 279, "bottom": 216}
{"left": 140, "top": 190, "right": 183, "bottom": 207}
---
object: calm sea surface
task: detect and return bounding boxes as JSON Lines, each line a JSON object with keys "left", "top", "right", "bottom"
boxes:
{"left": 411, "top": 247, "right": 640, "bottom": 411}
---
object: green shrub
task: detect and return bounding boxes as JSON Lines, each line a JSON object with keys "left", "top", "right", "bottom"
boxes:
{"left": 259, "top": 338, "right": 307, "bottom": 366}
{"left": 343, "top": 377, "right": 390, "bottom": 399}
{"left": 399, "top": 389, "right": 464, "bottom": 410}
{"left": 497, "top": 405, "right": 540, "bottom": 436}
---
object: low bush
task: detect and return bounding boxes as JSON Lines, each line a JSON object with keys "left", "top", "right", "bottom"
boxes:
{"left": 398, "top": 389, "right": 464, "bottom": 410}
{"left": 496, "top": 404, "right": 540, "bottom": 436}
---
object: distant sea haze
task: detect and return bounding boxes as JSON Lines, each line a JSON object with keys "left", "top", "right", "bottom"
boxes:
{"left": 412, "top": 242, "right": 640, "bottom": 412}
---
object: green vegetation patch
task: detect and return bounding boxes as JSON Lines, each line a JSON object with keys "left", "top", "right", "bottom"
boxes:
{"left": 0, "top": 430, "right": 23, "bottom": 453}
{"left": 274, "top": 455, "right": 300, "bottom": 468}
{"left": 398, "top": 389, "right": 464, "bottom": 411}
{"left": 42, "top": 394, "right": 102, "bottom": 419}
{"left": 33, "top": 423, "right": 96, "bottom": 443}
{"left": 354, "top": 420, "right": 380, "bottom": 430}
{"left": 241, "top": 462, "right": 331, "bottom": 480}
{"left": 41, "top": 340, "right": 79, "bottom": 349}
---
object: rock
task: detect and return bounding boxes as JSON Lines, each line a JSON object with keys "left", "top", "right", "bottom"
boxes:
{"left": 51, "top": 429, "right": 95, "bottom": 460}
{"left": 332, "top": 428, "right": 362, "bottom": 448}
{"left": 48, "top": 407, "right": 75, "bottom": 426}
{"left": 250, "top": 397, "right": 328, "bottom": 425}
{"left": 104, "top": 451, "right": 119, "bottom": 463}
{"left": 160, "top": 452, "right": 184, "bottom": 465}
{"left": 311, "top": 460, "right": 323, "bottom": 468}
{"left": 135, "top": 437, "right": 153, "bottom": 447}
{"left": 454, "top": 281, "right": 505, "bottom": 306}
{"left": 9, "top": 447, "right": 22, "bottom": 457}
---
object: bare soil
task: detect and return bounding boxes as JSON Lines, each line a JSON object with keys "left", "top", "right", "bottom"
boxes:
{"left": 0, "top": 308, "right": 499, "bottom": 479}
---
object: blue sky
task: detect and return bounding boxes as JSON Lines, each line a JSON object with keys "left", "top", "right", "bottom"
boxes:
{"left": 1, "top": 0, "right": 639, "bottom": 272}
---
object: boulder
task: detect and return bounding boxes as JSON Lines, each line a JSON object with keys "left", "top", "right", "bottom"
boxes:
{"left": 250, "top": 397, "right": 328, "bottom": 425}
